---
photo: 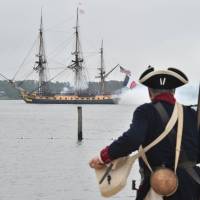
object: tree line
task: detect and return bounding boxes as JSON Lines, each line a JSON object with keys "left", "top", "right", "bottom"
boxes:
{"left": 0, "top": 80, "right": 123, "bottom": 99}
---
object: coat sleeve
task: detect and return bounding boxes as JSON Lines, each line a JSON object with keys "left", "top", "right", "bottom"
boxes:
{"left": 101, "top": 104, "right": 150, "bottom": 162}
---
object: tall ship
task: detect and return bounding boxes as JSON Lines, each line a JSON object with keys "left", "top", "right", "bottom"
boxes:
{"left": 10, "top": 9, "right": 121, "bottom": 104}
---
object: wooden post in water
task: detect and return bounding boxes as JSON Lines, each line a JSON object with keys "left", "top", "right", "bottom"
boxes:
{"left": 77, "top": 106, "right": 83, "bottom": 141}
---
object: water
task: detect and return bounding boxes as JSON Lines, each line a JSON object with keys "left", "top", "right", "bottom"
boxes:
{"left": 0, "top": 100, "right": 140, "bottom": 200}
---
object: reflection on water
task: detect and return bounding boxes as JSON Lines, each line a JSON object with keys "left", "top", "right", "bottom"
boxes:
{"left": 0, "top": 100, "right": 140, "bottom": 200}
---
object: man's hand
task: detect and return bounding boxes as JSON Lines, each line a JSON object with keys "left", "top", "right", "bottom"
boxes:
{"left": 89, "top": 156, "right": 105, "bottom": 169}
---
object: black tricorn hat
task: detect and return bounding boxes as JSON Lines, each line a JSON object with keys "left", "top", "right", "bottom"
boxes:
{"left": 139, "top": 67, "right": 188, "bottom": 89}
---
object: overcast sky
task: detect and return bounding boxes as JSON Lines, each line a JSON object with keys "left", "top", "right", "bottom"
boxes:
{"left": 0, "top": 0, "right": 199, "bottom": 87}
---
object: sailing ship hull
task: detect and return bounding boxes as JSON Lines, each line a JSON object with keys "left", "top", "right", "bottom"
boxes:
{"left": 22, "top": 93, "right": 119, "bottom": 104}
{"left": 24, "top": 99, "right": 117, "bottom": 104}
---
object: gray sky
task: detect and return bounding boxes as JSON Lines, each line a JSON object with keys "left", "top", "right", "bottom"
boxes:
{"left": 0, "top": 0, "right": 200, "bottom": 86}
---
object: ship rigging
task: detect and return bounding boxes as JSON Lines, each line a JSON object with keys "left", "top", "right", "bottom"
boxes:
{"left": 3, "top": 9, "right": 123, "bottom": 104}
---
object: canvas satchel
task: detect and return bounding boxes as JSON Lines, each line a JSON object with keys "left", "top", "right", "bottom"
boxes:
{"left": 95, "top": 102, "right": 179, "bottom": 197}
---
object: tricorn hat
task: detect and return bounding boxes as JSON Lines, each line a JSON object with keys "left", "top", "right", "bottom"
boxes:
{"left": 139, "top": 66, "right": 188, "bottom": 89}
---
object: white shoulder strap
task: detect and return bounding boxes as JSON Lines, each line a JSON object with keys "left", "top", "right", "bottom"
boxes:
{"left": 130, "top": 102, "right": 179, "bottom": 163}
{"left": 139, "top": 103, "right": 184, "bottom": 173}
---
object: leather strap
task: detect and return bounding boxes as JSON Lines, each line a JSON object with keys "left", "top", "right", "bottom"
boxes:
{"left": 143, "top": 103, "right": 178, "bottom": 153}
{"left": 140, "top": 103, "right": 183, "bottom": 173}
{"left": 129, "top": 102, "right": 179, "bottom": 163}
{"left": 154, "top": 102, "right": 200, "bottom": 184}
{"left": 154, "top": 102, "right": 183, "bottom": 171}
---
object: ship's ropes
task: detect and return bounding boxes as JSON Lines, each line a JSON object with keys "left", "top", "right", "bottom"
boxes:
{"left": 12, "top": 16, "right": 75, "bottom": 82}
{"left": 16, "top": 69, "right": 35, "bottom": 88}
{"left": 29, "top": 66, "right": 71, "bottom": 94}
{"left": 47, "top": 34, "right": 74, "bottom": 59}
{"left": 0, "top": 73, "right": 11, "bottom": 82}
{"left": 44, "top": 16, "right": 74, "bottom": 32}
{"left": 12, "top": 37, "right": 38, "bottom": 81}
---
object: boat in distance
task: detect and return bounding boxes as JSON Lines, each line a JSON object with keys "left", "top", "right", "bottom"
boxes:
{"left": 9, "top": 8, "right": 123, "bottom": 104}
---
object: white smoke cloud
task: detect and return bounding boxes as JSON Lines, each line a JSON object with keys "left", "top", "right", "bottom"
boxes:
{"left": 175, "top": 84, "right": 198, "bottom": 105}
{"left": 60, "top": 87, "right": 69, "bottom": 94}
{"left": 119, "top": 84, "right": 198, "bottom": 106}
{"left": 119, "top": 85, "right": 150, "bottom": 105}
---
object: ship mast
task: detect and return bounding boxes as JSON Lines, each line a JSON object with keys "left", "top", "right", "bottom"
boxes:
{"left": 33, "top": 10, "right": 48, "bottom": 95}
{"left": 68, "top": 8, "right": 84, "bottom": 95}
{"left": 97, "top": 40, "right": 106, "bottom": 94}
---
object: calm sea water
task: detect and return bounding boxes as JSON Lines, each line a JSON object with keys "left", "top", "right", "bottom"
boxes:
{"left": 0, "top": 100, "right": 140, "bottom": 200}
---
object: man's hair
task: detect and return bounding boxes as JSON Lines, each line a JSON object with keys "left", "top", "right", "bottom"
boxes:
{"left": 149, "top": 88, "right": 175, "bottom": 96}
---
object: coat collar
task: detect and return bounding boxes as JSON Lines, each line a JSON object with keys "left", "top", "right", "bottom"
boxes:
{"left": 152, "top": 93, "right": 176, "bottom": 105}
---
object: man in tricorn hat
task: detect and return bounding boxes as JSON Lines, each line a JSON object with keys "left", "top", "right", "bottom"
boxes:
{"left": 89, "top": 67, "right": 200, "bottom": 199}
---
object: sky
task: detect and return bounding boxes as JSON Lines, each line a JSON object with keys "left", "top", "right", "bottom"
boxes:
{"left": 0, "top": 0, "right": 199, "bottom": 88}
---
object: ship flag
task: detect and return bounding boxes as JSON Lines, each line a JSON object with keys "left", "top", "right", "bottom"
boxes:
{"left": 120, "top": 66, "right": 136, "bottom": 89}
{"left": 123, "top": 75, "right": 137, "bottom": 89}
{"left": 120, "top": 66, "right": 131, "bottom": 76}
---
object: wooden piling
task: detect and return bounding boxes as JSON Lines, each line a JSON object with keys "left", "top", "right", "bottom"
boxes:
{"left": 77, "top": 106, "right": 83, "bottom": 141}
